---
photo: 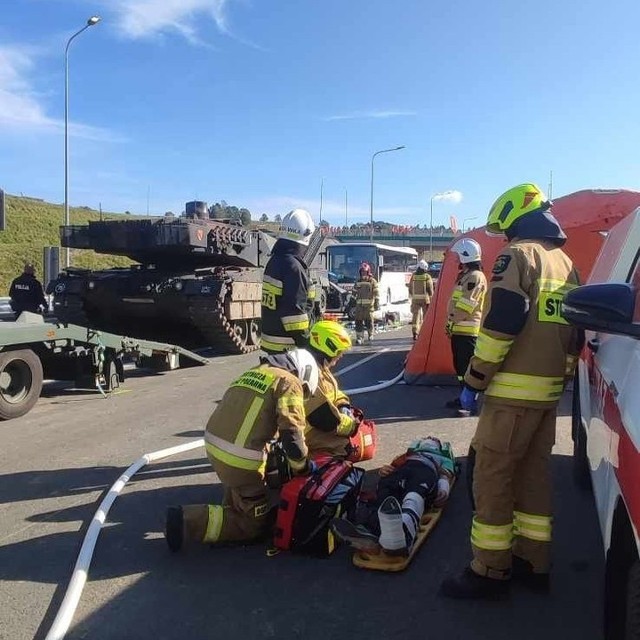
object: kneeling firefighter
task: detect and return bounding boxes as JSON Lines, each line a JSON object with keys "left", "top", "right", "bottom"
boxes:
{"left": 441, "top": 183, "right": 583, "bottom": 599}
{"left": 165, "top": 349, "right": 319, "bottom": 551}
{"left": 304, "top": 320, "right": 370, "bottom": 461}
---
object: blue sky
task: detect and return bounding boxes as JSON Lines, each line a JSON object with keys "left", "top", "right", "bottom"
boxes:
{"left": 1, "top": 0, "right": 640, "bottom": 227}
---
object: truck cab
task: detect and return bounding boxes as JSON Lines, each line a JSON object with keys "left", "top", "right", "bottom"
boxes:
{"left": 561, "top": 207, "right": 640, "bottom": 639}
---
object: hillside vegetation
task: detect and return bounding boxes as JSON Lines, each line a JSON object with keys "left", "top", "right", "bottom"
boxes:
{"left": 0, "top": 195, "right": 132, "bottom": 294}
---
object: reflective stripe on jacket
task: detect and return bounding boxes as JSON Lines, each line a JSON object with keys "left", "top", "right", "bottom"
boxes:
{"left": 465, "top": 240, "right": 582, "bottom": 407}
{"left": 447, "top": 268, "right": 487, "bottom": 336}
{"left": 205, "top": 365, "right": 308, "bottom": 474}
{"left": 353, "top": 277, "right": 379, "bottom": 309}
{"left": 408, "top": 271, "right": 434, "bottom": 303}
{"left": 260, "top": 242, "right": 310, "bottom": 353}
{"left": 305, "top": 364, "right": 355, "bottom": 458}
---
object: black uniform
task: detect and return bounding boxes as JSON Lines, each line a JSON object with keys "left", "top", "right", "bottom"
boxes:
{"left": 9, "top": 274, "right": 47, "bottom": 315}
{"left": 260, "top": 239, "right": 310, "bottom": 354}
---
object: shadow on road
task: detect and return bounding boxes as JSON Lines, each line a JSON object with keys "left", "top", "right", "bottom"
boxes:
{"left": 0, "top": 455, "right": 602, "bottom": 640}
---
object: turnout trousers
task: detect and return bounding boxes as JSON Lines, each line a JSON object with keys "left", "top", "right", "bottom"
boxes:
{"left": 470, "top": 401, "right": 556, "bottom": 577}
{"left": 410, "top": 301, "right": 429, "bottom": 337}
{"left": 354, "top": 306, "right": 374, "bottom": 335}
{"left": 450, "top": 335, "right": 477, "bottom": 384}
{"left": 182, "top": 453, "right": 269, "bottom": 545}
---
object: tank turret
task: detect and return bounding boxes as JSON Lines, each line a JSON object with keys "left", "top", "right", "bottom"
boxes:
{"left": 50, "top": 215, "right": 276, "bottom": 354}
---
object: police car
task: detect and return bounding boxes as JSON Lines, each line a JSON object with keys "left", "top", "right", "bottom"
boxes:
{"left": 561, "top": 207, "right": 640, "bottom": 640}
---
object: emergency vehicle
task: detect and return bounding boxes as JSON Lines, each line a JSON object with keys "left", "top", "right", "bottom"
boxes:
{"left": 561, "top": 207, "right": 640, "bottom": 639}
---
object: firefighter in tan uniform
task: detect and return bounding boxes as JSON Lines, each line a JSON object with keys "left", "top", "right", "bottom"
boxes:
{"left": 445, "top": 238, "right": 487, "bottom": 415}
{"left": 441, "top": 184, "right": 583, "bottom": 599}
{"left": 165, "top": 349, "right": 319, "bottom": 551}
{"left": 304, "top": 320, "right": 358, "bottom": 459}
{"left": 353, "top": 262, "right": 380, "bottom": 345}
{"left": 407, "top": 260, "right": 434, "bottom": 341}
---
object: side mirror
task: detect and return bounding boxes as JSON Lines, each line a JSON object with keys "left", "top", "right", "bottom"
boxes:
{"left": 561, "top": 283, "right": 640, "bottom": 338}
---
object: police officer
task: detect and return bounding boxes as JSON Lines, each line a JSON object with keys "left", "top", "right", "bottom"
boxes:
{"left": 408, "top": 259, "right": 434, "bottom": 341}
{"left": 353, "top": 262, "right": 379, "bottom": 345}
{"left": 445, "top": 239, "right": 487, "bottom": 415}
{"left": 260, "top": 209, "right": 315, "bottom": 354}
{"left": 441, "top": 183, "right": 583, "bottom": 599}
{"left": 9, "top": 263, "right": 47, "bottom": 316}
{"left": 165, "top": 348, "right": 319, "bottom": 551}
{"left": 304, "top": 320, "right": 358, "bottom": 459}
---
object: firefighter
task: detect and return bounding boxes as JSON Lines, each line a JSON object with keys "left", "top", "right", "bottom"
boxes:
{"left": 444, "top": 239, "right": 487, "bottom": 415}
{"left": 305, "top": 320, "right": 358, "bottom": 459}
{"left": 9, "top": 263, "right": 47, "bottom": 316}
{"left": 165, "top": 348, "right": 319, "bottom": 551}
{"left": 407, "top": 260, "right": 434, "bottom": 341}
{"left": 440, "top": 183, "right": 583, "bottom": 599}
{"left": 260, "top": 208, "right": 315, "bottom": 354}
{"left": 353, "top": 262, "right": 379, "bottom": 345}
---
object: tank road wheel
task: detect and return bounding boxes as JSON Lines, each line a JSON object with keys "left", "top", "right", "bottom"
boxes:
{"left": 0, "top": 349, "right": 44, "bottom": 420}
{"left": 232, "top": 320, "right": 249, "bottom": 348}
{"left": 249, "top": 320, "right": 261, "bottom": 346}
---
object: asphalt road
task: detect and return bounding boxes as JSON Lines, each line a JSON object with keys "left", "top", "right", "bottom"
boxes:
{"left": 0, "top": 327, "right": 604, "bottom": 640}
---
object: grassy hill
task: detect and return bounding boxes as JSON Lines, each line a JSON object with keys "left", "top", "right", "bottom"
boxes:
{"left": 0, "top": 195, "right": 132, "bottom": 295}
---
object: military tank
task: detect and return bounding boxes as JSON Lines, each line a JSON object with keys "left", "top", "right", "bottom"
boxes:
{"left": 49, "top": 202, "right": 276, "bottom": 354}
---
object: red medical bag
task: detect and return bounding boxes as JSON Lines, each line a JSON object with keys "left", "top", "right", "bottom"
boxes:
{"left": 346, "top": 410, "right": 378, "bottom": 463}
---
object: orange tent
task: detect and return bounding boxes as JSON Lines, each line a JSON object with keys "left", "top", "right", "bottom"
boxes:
{"left": 405, "top": 188, "right": 640, "bottom": 385}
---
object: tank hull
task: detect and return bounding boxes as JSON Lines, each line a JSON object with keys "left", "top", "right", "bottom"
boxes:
{"left": 51, "top": 266, "right": 262, "bottom": 353}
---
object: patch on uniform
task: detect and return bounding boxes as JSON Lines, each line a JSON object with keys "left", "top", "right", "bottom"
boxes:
{"left": 467, "top": 281, "right": 476, "bottom": 291}
{"left": 492, "top": 255, "right": 511, "bottom": 275}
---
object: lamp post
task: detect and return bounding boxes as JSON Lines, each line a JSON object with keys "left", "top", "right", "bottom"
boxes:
{"left": 64, "top": 15, "right": 101, "bottom": 268}
{"left": 429, "top": 190, "right": 459, "bottom": 259}
{"left": 369, "top": 146, "right": 405, "bottom": 241}
{"left": 462, "top": 216, "right": 477, "bottom": 233}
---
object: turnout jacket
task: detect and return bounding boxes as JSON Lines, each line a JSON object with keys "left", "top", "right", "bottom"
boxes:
{"left": 408, "top": 270, "right": 434, "bottom": 303}
{"left": 9, "top": 274, "right": 47, "bottom": 314}
{"left": 305, "top": 364, "right": 356, "bottom": 458}
{"left": 464, "top": 240, "right": 582, "bottom": 407}
{"left": 353, "top": 276, "right": 379, "bottom": 310}
{"left": 446, "top": 267, "right": 487, "bottom": 336}
{"left": 261, "top": 240, "right": 310, "bottom": 353}
{"left": 204, "top": 364, "right": 309, "bottom": 475}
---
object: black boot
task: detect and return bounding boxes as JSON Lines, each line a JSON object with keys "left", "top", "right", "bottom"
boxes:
{"left": 165, "top": 506, "right": 184, "bottom": 552}
{"left": 440, "top": 567, "right": 510, "bottom": 599}
{"left": 512, "top": 556, "right": 550, "bottom": 593}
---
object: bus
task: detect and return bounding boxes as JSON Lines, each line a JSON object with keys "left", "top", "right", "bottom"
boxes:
{"left": 325, "top": 242, "right": 418, "bottom": 309}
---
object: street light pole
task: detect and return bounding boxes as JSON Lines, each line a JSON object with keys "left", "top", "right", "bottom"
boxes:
{"left": 64, "top": 15, "right": 101, "bottom": 268}
{"left": 369, "top": 146, "right": 405, "bottom": 242}
{"left": 462, "top": 216, "right": 477, "bottom": 233}
{"left": 345, "top": 188, "right": 348, "bottom": 227}
{"left": 429, "top": 195, "right": 434, "bottom": 259}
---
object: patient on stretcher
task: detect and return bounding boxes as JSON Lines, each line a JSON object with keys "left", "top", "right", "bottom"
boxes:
{"left": 331, "top": 437, "right": 455, "bottom": 556}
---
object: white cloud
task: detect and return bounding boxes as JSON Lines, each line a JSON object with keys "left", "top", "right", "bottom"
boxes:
{"left": 0, "top": 45, "right": 124, "bottom": 141}
{"left": 324, "top": 110, "right": 417, "bottom": 122}
{"left": 432, "top": 190, "right": 463, "bottom": 204}
{"left": 108, "top": 0, "right": 263, "bottom": 48}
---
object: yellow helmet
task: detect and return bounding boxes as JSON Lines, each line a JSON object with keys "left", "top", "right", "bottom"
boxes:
{"left": 486, "top": 183, "right": 551, "bottom": 235}
{"left": 309, "top": 320, "right": 352, "bottom": 358}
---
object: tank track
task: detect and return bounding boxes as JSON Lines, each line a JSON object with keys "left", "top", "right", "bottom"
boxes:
{"left": 188, "top": 297, "right": 260, "bottom": 355}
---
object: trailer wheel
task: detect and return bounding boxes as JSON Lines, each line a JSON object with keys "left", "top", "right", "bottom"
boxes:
{"left": 0, "top": 349, "right": 43, "bottom": 420}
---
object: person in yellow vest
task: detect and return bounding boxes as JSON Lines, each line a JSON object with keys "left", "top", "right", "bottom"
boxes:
{"left": 304, "top": 320, "right": 358, "bottom": 459}
{"left": 445, "top": 238, "right": 487, "bottom": 415}
{"left": 165, "top": 349, "right": 319, "bottom": 551}
{"left": 353, "top": 262, "right": 379, "bottom": 345}
{"left": 441, "top": 183, "right": 583, "bottom": 599}
{"left": 407, "top": 259, "right": 434, "bottom": 341}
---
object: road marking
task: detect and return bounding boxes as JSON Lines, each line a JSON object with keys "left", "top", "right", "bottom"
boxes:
{"left": 335, "top": 348, "right": 389, "bottom": 376}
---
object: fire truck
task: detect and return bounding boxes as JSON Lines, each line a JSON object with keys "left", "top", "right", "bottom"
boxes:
{"left": 562, "top": 207, "right": 640, "bottom": 639}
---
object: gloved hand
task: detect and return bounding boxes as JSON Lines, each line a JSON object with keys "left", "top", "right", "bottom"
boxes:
{"left": 339, "top": 406, "right": 354, "bottom": 418}
{"left": 459, "top": 386, "right": 479, "bottom": 414}
{"left": 445, "top": 321, "right": 453, "bottom": 337}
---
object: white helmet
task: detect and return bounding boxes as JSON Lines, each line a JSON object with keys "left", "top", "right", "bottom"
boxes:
{"left": 278, "top": 209, "right": 315, "bottom": 246}
{"left": 451, "top": 238, "right": 481, "bottom": 264}
{"left": 418, "top": 260, "right": 429, "bottom": 270}
{"left": 285, "top": 348, "right": 319, "bottom": 395}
